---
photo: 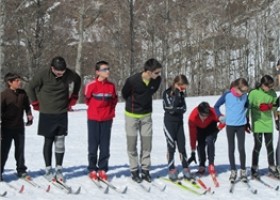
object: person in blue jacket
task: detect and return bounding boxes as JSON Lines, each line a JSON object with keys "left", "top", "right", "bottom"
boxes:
{"left": 214, "top": 78, "right": 250, "bottom": 183}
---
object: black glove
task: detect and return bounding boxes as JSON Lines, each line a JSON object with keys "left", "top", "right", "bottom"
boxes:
{"left": 25, "top": 119, "right": 33, "bottom": 126}
{"left": 187, "top": 152, "right": 197, "bottom": 165}
{"left": 245, "top": 123, "right": 251, "bottom": 133}
{"left": 275, "top": 120, "right": 279, "bottom": 131}
{"left": 245, "top": 116, "right": 251, "bottom": 133}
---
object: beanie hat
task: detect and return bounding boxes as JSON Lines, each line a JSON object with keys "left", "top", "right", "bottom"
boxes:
{"left": 4, "top": 73, "right": 21, "bottom": 83}
{"left": 198, "top": 102, "right": 210, "bottom": 115}
{"left": 51, "top": 56, "right": 66, "bottom": 71}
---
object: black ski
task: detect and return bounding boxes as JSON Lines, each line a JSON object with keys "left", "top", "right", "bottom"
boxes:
{"left": 243, "top": 181, "right": 257, "bottom": 194}
{"left": 21, "top": 177, "right": 50, "bottom": 192}
{"left": 51, "top": 180, "right": 81, "bottom": 195}
{"left": 252, "top": 177, "right": 279, "bottom": 191}
{"left": 90, "top": 178, "right": 109, "bottom": 194}
{"left": 229, "top": 179, "right": 240, "bottom": 193}
{"left": 99, "top": 179, "right": 128, "bottom": 194}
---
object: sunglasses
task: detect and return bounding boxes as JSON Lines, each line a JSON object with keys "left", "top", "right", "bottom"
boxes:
{"left": 238, "top": 87, "right": 247, "bottom": 93}
{"left": 99, "top": 68, "right": 110, "bottom": 72}
{"left": 152, "top": 71, "right": 161, "bottom": 75}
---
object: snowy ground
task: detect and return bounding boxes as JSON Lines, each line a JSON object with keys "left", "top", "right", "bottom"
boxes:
{"left": 1, "top": 95, "right": 279, "bottom": 200}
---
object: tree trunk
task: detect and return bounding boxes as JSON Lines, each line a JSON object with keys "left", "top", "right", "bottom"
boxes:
{"left": 0, "top": 0, "right": 5, "bottom": 72}
{"left": 75, "top": 0, "right": 85, "bottom": 76}
{"left": 129, "top": 0, "right": 135, "bottom": 75}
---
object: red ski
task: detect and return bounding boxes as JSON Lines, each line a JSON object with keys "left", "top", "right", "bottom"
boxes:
{"left": 210, "top": 173, "right": 219, "bottom": 187}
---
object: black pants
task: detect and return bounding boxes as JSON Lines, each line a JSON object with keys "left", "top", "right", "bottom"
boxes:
{"left": 277, "top": 131, "right": 280, "bottom": 166}
{"left": 226, "top": 125, "right": 246, "bottom": 170}
{"left": 1, "top": 127, "right": 27, "bottom": 176}
{"left": 43, "top": 137, "right": 64, "bottom": 167}
{"left": 197, "top": 122, "right": 218, "bottom": 167}
{"left": 88, "top": 119, "right": 113, "bottom": 172}
{"left": 164, "top": 119, "right": 188, "bottom": 170}
{"left": 252, "top": 133, "right": 275, "bottom": 167}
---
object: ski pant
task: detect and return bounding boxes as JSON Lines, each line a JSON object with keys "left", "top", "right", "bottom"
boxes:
{"left": 252, "top": 133, "right": 275, "bottom": 167}
{"left": 125, "top": 115, "right": 152, "bottom": 172}
{"left": 88, "top": 119, "right": 112, "bottom": 172}
{"left": 38, "top": 113, "right": 67, "bottom": 168}
{"left": 226, "top": 125, "right": 246, "bottom": 170}
{"left": 196, "top": 122, "right": 218, "bottom": 167}
{"left": 43, "top": 136, "right": 65, "bottom": 167}
{"left": 163, "top": 119, "right": 188, "bottom": 171}
{"left": 1, "top": 127, "right": 27, "bottom": 176}
{"left": 277, "top": 131, "right": 280, "bottom": 166}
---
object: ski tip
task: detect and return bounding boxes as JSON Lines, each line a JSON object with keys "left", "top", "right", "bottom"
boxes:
{"left": 0, "top": 191, "right": 7, "bottom": 197}
{"left": 161, "top": 185, "right": 167, "bottom": 191}
{"left": 104, "top": 186, "right": 109, "bottom": 194}
{"left": 19, "top": 185, "right": 24, "bottom": 193}
{"left": 46, "top": 185, "right": 51, "bottom": 192}
{"left": 122, "top": 186, "right": 128, "bottom": 194}
{"left": 74, "top": 186, "right": 81, "bottom": 194}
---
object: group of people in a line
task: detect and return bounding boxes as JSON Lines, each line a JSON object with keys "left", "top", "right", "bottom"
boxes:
{"left": 1, "top": 57, "right": 280, "bottom": 185}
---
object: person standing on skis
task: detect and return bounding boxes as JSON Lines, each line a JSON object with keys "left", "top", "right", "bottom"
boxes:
{"left": 121, "top": 58, "right": 162, "bottom": 183}
{"left": 214, "top": 78, "right": 250, "bottom": 183}
{"left": 27, "top": 56, "right": 81, "bottom": 182}
{"left": 85, "top": 61, "right": 118, "bottom": 181}
{"left": 1, "top": 73, "right": 33, "bottom": 181}
{"left": 248, "top": 75, "right": 279, "bottom": 179}
{"left": 162, "top": 75, "right": 190, "bottom": 181}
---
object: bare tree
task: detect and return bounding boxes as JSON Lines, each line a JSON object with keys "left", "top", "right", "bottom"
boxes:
{"left": 0, "top": 0, "right": 5, "bottom": 74}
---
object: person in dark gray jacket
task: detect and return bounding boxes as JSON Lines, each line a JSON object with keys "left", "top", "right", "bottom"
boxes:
{"left": 28, "top": 56, "right": 81, "bottom": 182}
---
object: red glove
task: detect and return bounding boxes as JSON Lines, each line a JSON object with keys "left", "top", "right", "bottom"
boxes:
{"left": 217, "top": 122, "right": 226, "bottom": 130}
{"left": 31, "top": 101, "right": 39, "bottom": 111}
{"left": 68, "top": 94, "right": 78, "bottom": 111}
{"left": 259, "top": 103, "right": 273, "bottom": 111}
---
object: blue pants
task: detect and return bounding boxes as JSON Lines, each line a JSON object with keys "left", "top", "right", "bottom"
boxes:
{"left": 87, "top": 119, "right": 113, "bottom": 172}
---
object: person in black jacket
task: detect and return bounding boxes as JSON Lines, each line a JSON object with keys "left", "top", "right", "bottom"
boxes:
{"left": 121, "top": 58, "right": 162, "bottom": 183}
{"left": 1, "top": 73, "right": 33, "bottom": 181}
{"left": 163, "top": 75, "right": 189, "bottom": 181}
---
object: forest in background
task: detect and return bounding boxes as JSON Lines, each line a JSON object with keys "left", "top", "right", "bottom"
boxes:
{"left": 0, "top": 0, "right": 280, "bottom": 99}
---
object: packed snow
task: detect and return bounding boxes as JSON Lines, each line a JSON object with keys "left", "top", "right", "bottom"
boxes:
{"left": 1, "top": 95, "right": 279, "bottom": 199}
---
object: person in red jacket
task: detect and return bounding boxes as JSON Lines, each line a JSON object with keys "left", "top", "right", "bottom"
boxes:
{"left": 84, "top": 61, "right": 118, "bottom": 181}
{"left": 188, "top": 102, "right": 225, "bottom": 175}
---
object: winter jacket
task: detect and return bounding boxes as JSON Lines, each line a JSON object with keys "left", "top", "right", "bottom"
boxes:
{"left": 248, "top": 88, "right": 277, "bottom": 133}
{"left": 121, "top": 72, "right": 161, "bottom": 114}
{"left": 84, "top": 78, "right": 118, "bottom": 121}
{"left": 214, "top": 90, "right": 248, "bottom": 126}
{"left": 1, "top": 88, "right": 32, "bottom": 128}
{"left": 163, "top": 87, "right": 186, "bottom": 121}
{"left": 27, "top": 68, "right": 81, "bottom": 114}
{"left": 188, "top": 107, "right": 220, "bottom": 151}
